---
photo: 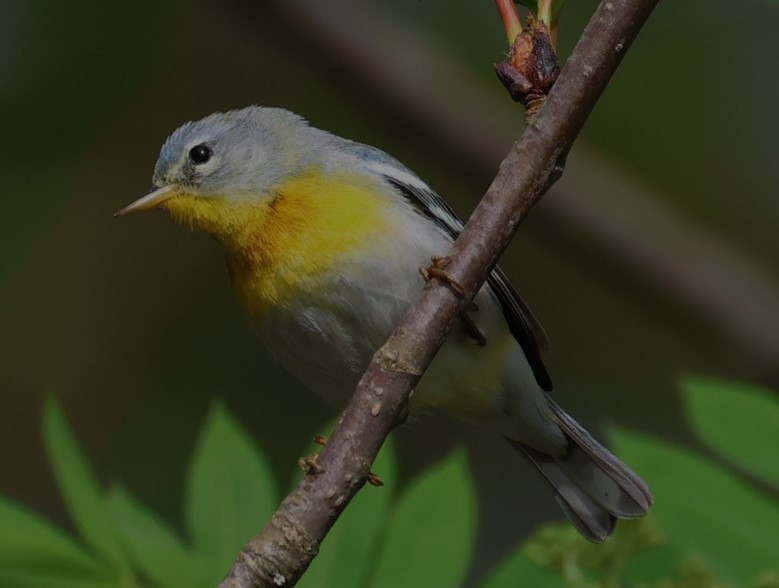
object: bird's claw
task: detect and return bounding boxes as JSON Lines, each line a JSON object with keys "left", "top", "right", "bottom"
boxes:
{"left": 308, "top": 434, "right": 384, "bottom": 486}
{"left": 419, "top": 256, "right": 467, "bottom": 297}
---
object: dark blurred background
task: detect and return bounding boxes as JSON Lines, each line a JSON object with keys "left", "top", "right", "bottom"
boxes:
{"left": 2, "top": 0, "right": 778, "bottom": 583}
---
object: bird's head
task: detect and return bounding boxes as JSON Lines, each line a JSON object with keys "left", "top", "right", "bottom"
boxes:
{"left": 115, "top": 107, "right": 314, "bottom": 227}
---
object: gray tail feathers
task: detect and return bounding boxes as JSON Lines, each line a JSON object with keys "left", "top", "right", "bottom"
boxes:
{"left": 509, "top": 401, "right": 654, "bottom": 543}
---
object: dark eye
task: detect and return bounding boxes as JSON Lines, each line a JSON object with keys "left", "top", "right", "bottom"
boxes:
{"left": 188, "top": 144, "right": 212, "bottom": 165}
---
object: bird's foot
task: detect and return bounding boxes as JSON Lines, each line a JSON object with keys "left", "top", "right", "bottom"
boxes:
{"left": 420, "top": 257, "right": 479, "bottom": 312}
{"left": 310, "top": 434, "right": 384, "bottom": 486}
{"left": 419, "top": 256, "right": 468, "bottom": 298}
{"left": 419, "top": 256, "right": 482, "bottom": 324}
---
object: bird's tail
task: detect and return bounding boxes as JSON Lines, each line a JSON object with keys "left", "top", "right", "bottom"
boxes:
{"left": 509, "top": 400, "right": 654, "bottom": 543}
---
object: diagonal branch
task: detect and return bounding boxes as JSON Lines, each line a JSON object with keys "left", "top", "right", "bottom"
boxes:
{"left": 219, "top": 1, "right": 659, "bottom": 586}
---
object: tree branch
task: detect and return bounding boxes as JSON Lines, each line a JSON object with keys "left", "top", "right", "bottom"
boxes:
{"left": 219, "top": 1, "right": 659, "bottom": 586}
{"left": 247, "top": 0, "right": 779, "bottom": 370}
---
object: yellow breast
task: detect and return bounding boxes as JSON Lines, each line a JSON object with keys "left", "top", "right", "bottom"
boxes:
{"left": 162, "top": 168, "right": 392, "bottom": 316}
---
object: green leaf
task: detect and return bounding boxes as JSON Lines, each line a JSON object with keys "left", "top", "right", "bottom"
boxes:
{"left": 481, "top": 549, "right": 566, "bottom": 588}
{"left": 371, "top": 449, "right": 476, "bottom": 588}
{"left": 300, "top": 436, "right": 398, "bottom": 588}
{"left": 108, "top": 486, "right": 207, "bottom": 588}
{"left": 684, "top": 377, "right": 779, "bottom": 487}
{"left": 43, "top": 398, "right": 130, "bottom": 572}
{"left": 0, "top": 494, "right": 111, "bottom": 579}
{"left": 185, "top": 402, "right": 279, "bottom": 576}
{"left": 612, "top": 428, "right": 779, "bottom": 583}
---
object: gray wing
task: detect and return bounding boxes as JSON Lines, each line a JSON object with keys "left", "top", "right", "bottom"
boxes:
{"left": 382, "top": 176, "right": 553, "bottom": 392}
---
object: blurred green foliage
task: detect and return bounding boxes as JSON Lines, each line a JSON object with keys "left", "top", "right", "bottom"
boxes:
{"left": 1, "top": 378, "right": 777, "bottom": 587}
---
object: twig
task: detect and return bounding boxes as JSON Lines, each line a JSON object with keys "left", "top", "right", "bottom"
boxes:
{"left": 537, "top": 0, "right": 554, "bottom": 27}
{"left": 219, "top": 1, "right": 659, "bottom": 586}
{"left": 495, "top": 0, "right": 523, "bottom": 43}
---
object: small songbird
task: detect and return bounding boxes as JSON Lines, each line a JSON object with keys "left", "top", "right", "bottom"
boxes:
{"left": 117, "top": 106, "right": 652, "bottom": 542}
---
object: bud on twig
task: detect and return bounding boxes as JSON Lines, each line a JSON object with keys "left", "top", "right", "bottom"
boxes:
{"left": 495, "top": 16, "right": 561, "bottom": 117}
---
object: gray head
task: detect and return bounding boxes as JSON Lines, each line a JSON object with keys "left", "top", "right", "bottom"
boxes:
{"left": 152, "top": 106, "right": 319, "bottom": 197}
{"left": 115, "top": 106, "right": 337, "bottom": 216}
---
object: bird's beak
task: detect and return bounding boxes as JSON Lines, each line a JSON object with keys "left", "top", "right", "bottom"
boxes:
{"left": 114, "top": 185, "right": 176, "bottom": 217}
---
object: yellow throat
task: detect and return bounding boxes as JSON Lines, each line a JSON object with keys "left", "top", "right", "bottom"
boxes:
{"left": 161, "top": 168, "right": 390, "bottom": 316}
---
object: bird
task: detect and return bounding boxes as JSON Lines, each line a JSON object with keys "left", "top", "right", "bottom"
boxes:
{"left": 116, "top": 106, "right": 652, "bottom": 542}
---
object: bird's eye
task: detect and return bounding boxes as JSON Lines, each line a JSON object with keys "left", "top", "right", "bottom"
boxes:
{"left": 188, "top": 144, "right": 212, "bottom": 165}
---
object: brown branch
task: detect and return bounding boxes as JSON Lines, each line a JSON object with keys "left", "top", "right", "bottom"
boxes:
{"left": 219, "top": 1, "right": 659, "bottom": 586}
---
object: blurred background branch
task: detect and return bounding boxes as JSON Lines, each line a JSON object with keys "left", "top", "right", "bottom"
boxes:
{"left": 248, "top": 0, "right": 779, "bottom": 370}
